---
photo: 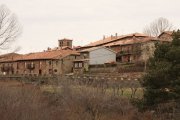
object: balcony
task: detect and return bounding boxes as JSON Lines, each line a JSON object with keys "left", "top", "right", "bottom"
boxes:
{"left": 117, "top": 49, "right": 141, "bottom": 57}
{"left": 1, "top": 66, "right": 14, "bottom": 72}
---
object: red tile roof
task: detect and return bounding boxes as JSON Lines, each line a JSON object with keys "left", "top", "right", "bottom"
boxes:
{"left": 19, "top": 50, "right": 79, "bottom": 60}
{"left": 84, "top": 33, "right": 149, "bottom": 47}
{"left": 103, "top": 37, "right": 157, "bottom": 47}
{"left": 0, "top": 50, "right": 79, "bottom": 62}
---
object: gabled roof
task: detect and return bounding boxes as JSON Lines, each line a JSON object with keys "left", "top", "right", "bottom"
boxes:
{"left": 84, "top": 33, "right": 149, "bottom": 47}
{"left": 80, "top": 46, "right": 116, "bottom": 54}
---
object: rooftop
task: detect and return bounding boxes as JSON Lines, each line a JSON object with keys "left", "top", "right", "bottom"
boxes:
{"left": 84, "top": 33, "right": 149, "bottom": 47}
{"left": 0, "top": 50, "right": 79, "bottom": 62}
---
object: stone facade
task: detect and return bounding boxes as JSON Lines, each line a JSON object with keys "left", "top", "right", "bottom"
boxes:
{"left": 0, "top": 50, "right": 79, "bottom": 76}
{"left": 78, "top": 32, "right": 173, "bottom": 64}
{"left": 58, "top": 38, "right": 73, "bottom": 48}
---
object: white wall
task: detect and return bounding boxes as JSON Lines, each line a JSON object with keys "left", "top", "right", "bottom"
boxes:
{"left": 89, "top": 48, "right": 116, "bottom": 65}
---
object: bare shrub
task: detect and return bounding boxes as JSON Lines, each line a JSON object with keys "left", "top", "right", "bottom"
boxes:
{"left": 0, "top": 79, "right": 175, "bottom": 120}
{"left": 51, "top": 78, "right": 152, "bottom": 120}
{"left": 0, "top": 85, "right": 50, "bottom": 120}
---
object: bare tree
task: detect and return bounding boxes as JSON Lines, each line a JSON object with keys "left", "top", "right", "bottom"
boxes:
{"left": 143, "top": 17, "right": 173, "bottom": 37}
{"left": 0, "top": 4, "right": 22, "bottom": 50}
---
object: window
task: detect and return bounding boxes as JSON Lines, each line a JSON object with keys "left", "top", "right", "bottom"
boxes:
{"left": 60, "top": 41, "right": 63, "bottom": 47}
{"left": 79, "top": 63, "right": 83, "bottom": 68}
{"left": 83, "top": 53, "right": 88, "bottom": 59}
{"left": 17, "top": 63, "right": 19, "bottom": 69}
{"left": 49, "top": 61, "right": 51, "bottom": 66}
{"left": 67, "top": 41, "right": 70, "bottom": 46}
{"left": 74, "top": 62, "right": 83, "bottom": 68}
{"left": 31, "top": 62, "right": 34, "bottom": 68}
{"left": 39, "top": 61, "right": 42, "bottom": 68}
{"left": 74, "top": 63, "right": 78, "bottom": 68}
{"left": 56, "top": 61, "right": 58, "bottom": 65}
{"left": 24, "top": 62, "right": 27, "bottom": 68}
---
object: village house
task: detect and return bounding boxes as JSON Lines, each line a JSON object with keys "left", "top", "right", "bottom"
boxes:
{"left": 0, "top": 32, "right": 173, "bottom": 76}
{"left": 73, "top": 47, "right": 116, "bottom": 74}
{"left": 77, "top": 32, "right": 173, "bottom": 64}
{"left": 0, "top": 38, "right": 80, "bottom": 76}
{"left": 0, "top": 50, "right": 80, "bottom": 76}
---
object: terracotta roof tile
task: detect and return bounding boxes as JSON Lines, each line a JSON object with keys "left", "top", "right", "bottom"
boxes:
{"left": 0, "top": 50, "right": 79, "bottom": 62}
{"left": 19, "top": 50, "right": 79, "bottom": 60}
{"left": 84, "top": 33, "right": 149, "bottom": 47}
{"left": 103, "top": 37, "right": 157, "bottom": 47}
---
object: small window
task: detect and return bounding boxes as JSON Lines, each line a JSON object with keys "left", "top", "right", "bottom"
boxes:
{"left": 24, "top": 62, "right": 27, "bottom": 68}
{"left": 49, "top": 61, "right": 51, "bottom": 65}
{"left": 39, "top": 61, "right": 42, "bottom": 68}
{"left": 79, "top": 63, "right": 83, "bottom": 68}
{"left": 56, "top": 61, "right": 58, "bottom": 65}
{"left": 74, "top": 63, "right": 78, "bottom": 68}
{"left": 31, "top": 62, "right": 34, "bottom": 67}
{"left": 54, "top": 69, "right": 57, "bottom": 72}
{"left": 17, "top": 63, "right": 19, "bottom": 69}
{"left": 67, "top": 41, "right": 70, "bottom": 46}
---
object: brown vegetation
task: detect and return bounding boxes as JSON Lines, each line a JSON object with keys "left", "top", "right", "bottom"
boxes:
{"left": 0, "top": 79, "right": 177, "bottom": 120}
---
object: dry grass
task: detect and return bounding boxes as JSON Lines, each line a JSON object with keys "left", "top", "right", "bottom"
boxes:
{"left": 0, "top": 80, "right": 176, "bottom": 120}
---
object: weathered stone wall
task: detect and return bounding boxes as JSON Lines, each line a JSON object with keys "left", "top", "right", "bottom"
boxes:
{"left": 0, "top": 55, "right": 78, "bottom": 76}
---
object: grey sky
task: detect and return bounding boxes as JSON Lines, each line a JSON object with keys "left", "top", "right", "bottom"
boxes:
{"left": 1, "top": 0, "right": 180, "bottom": 54}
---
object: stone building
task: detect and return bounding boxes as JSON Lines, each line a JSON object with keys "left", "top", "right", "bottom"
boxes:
{"left": 77, "top": 32, "right": 173, "bottom": 64}
{"left": 73, "top": 47, "right": 116, "bottom": 74}
{"left": 0, "top": 50, "right": 80, "bottom": 76}
{"left": 58, "top": 38, "right": 73, "bottom": 48}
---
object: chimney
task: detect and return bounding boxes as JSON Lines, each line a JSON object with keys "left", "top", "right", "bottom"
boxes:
{"left": 47, "top": 47, "right": 51, "bottom": 51}
{"left": 115, "top": 33, "right": 118, "bottom": 38}
{"left": 103, "top": 35, "right": 105, "bottom": 40}
{"left": 133, "top": 34, "right": 136, "bottom": 40}
{"left": 111, "top": 35, "right": 113, "bottom": 39}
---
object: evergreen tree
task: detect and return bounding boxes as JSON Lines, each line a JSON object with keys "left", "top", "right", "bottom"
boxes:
{"left": 141, "top": 30, "right": 180, "bottom": 107}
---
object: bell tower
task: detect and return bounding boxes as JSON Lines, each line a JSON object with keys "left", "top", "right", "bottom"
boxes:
{"left": 58, "top": 38, "right": 73, "bottom": 48}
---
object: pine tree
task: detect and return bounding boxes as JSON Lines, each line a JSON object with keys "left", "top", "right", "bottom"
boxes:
{"left": 141, "top": 30, "right": 180, "bottom": 107}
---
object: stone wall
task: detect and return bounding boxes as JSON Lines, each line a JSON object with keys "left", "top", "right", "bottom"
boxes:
{"left": 0, "top": 55, "right": 77, "bottom": 76}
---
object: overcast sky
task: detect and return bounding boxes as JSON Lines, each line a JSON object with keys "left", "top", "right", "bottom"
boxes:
{"left": 1, "top": 0, "right": 180, "bottom": 54}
